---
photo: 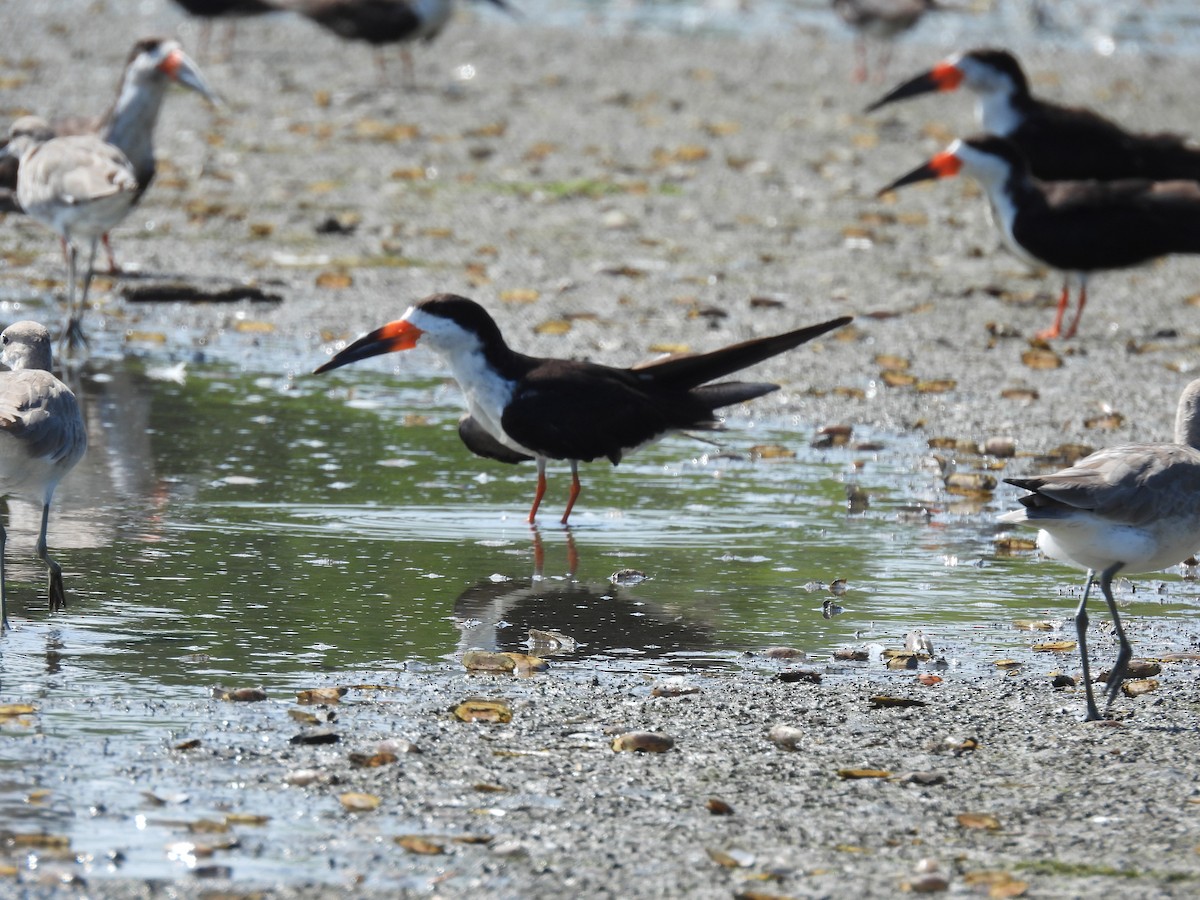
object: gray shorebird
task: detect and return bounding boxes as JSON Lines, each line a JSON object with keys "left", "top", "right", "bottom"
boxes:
{"left": 1000, "top": 378, "right": 1200, "bottom": 720}
{"left": 878, "top": 135, "right": 1200, "bottom": 339}
{"left": 169, "top": 0, "right": 278, "bottom": 57}
{"left": 0, "top": 37, "right": 218, "bottom": 273}
{"left": 314, "top": 294, "right": 851, "bottom": 525}
{"left": 867, "top": 48, "right": 1200, "bottom": 183}
{"left": 2, "top": 118, "right": 139, "bottom": 350}
{"left": 832, "top": 0, "right": 936, "bottom": 82}
{"left": 0, "top": 322, "right": 88, "bottom": 631}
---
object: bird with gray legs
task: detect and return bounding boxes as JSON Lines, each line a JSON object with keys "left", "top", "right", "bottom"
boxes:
{"left": 0, "top": 37, "right": 219, "bottom": 273}
{"left": 1000, "top": 378, "right": 1200, "bottom": 720}
{"left": 0, "top": 322, "right": 88, "bottom": 632}
{"left": 169, "top": 0, "right": 278, "bottom": 59}
{"left": 832, "top": 0, "right": 937, "bottom": 82}
{"left": 2, "top": 118, "right": 139, "bottom": 352}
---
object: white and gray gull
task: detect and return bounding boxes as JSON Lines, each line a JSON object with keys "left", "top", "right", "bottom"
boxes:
{"left": 2, "top": 118, "right": 139, "bottom": 351}
{"left": 0, "top": 322, "right": 88, "bottom": 631}
{"left": 1000, "top": 378, "right": 1200, "bottom": 720}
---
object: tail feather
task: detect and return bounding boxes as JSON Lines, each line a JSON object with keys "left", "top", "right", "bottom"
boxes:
{"left": 633, "top": 316, "right": 852, "bottom": 389}
{"left": 691, "top": 381, "right": 780, "bottom": 410}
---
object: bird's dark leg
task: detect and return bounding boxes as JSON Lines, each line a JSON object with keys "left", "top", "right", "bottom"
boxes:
{"left": 101, "top": 232, "right": 122, "bottom": 276}
{"left": 1036, "top": 281, "right": 1071, "bottom": 341}
{"left": 560, "top": 461, "right": 581, "bottom": 526}
{"left": 1100, "top": 562, "right": 1131, "bottom": 713}
{"left": 1074, "top": 569, "right": 1103, "bottom": 721}
{"left": 62, "top": 241, "right": 94, "bottom": 353}
{"left": 528, "top": 458, "right": 547, "bottom": 524}
{"left": 401, "top": 47, "right": 415, "bottom": 89}
{"left": 1062, "top": 282, "right": 1088, "bottom": 340}
{"left": 853, "top": 36, "right": 868, "bottom": 82}
{"left": 36, "top": 502, "right": 66, "bottom": 613}
{"left": 0, "top": 518, "right": 8, "bottom": 633}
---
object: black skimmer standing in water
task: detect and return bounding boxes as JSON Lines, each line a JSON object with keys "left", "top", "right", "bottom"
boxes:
{"left": 867, "top": 48, "right": 1200, "bottom": 183}
{"left": 314, "top": 294, "right": 852, "bottom": 525}
{"left": 878, "top": 135, "right": 1200, "bottom": 339}
{"left": 0, "top": 322, "right": 88, "bottom": 631}
{"left": 3, "top": 119, "right": 140, "bottom": 350}
{"left": 0, "top": 37, "right": 219, "bottom": 273}
{"left": 1000, "top": 378, "right": 1200, "bottom": 720}
{"left": 276, "top": 0, "right": 516, "bottom": 85}
{"left": 832, "top": 0, "right": 937, "bottom": 83}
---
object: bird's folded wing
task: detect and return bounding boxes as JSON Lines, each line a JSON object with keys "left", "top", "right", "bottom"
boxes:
{"left": 0, "top": 376, "right": 85, "bottom": 463}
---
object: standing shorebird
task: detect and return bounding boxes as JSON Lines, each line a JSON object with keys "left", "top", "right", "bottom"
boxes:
{"left": 1000, "top": 379, "right": 1200, "bottom": 720}
{"left": 314, "top": 294, "right": 851, "bottom": 525}
{"left": 878, "top": 135, "right": 1200, "bottom": 339}
{"left": 832, "top": 0, "right": 937, "bottom": 83}
{"left": 1, "top": 37, "right": 218, "bottom": 273}
{"left": 2, "top": 119, "right": 140, "bottom": 349}
{"left": 169, "top": 0, "right": 278, "bottom": 58}
{"left": 0, "top": 322, "right": 88, "bottom": 632}
{"left": 867, "top": 48, "right": 1200, "bottom": 183}
{"left": 276, "top": 0, "right": 515, "bottom": 84}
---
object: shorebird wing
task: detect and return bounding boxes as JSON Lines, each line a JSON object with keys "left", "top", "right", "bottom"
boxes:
{"left": 457, "top": 414, "right": 532, "bottom": 464}
{"left": 0, "top": 373, "right": 86, "bottom": 465}
{"left": 1007, "top": 444, "right": 1200, "bottom": 527}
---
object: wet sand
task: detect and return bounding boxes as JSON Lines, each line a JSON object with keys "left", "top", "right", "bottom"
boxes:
{"left": 5, "top": 2, "right": 1200, "bottom": 897}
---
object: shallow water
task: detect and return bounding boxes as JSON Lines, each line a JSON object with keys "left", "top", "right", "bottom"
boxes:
{"left": 2, "top": 350, "right": 1198, "bottom": 693}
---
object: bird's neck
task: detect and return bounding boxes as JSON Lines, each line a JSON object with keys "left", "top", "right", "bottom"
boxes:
{"left": 976, "top": 87, "right": 1024, "bottom": 138}
{"left": 100, "top": 76, "right": 167, "bottom": 177}
{"left": 1175, "top": 380, "right": 1200, "bottom": 448}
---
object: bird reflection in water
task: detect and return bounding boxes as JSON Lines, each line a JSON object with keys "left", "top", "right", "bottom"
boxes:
{"left": 453, "top": 528, "right": 713, "bottom": 659}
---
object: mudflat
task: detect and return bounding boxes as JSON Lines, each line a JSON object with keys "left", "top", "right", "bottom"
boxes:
{"left": 4, "top": 2, "right": 1200, "bottom": 897}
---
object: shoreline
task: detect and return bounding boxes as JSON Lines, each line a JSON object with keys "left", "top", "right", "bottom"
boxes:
{"left": 4, "top": 5, "right": 1200, "bottom": 897}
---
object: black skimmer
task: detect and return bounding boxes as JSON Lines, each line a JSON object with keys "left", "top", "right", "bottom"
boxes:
{"left": 170, "top": 0, "right": 278, "bottom": 57}
{"left": 832, "top": 0, "right": 937, "bottom": 83}
{"left": 0, "top": 37, "right": 218, "bottom": 273}
{"left": 867, "top": 48, "right": 1200, "bottom": 183}
{"left": 0, "top": 322, "right": 88, "bottom": 631}
{"left": 1000, "top": 377, "right": 1200, "bottom": 721}
{"left": 2, "top": 118, "right": 140, "bottom": 350}
{"left": 878, "top": 135, "right": 1200, "bottom": 339}
{"left": 277, "top": 0, "right": 515, "bottom": 84}
{"left": 314, "top": 294, "right": 852, "bottom": 525}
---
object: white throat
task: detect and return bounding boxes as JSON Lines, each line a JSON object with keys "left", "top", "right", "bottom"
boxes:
{"left": 977, "top": 90, "right": 1021, "bottom": 138}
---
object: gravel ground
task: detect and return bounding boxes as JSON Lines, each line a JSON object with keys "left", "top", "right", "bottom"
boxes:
{"left": 5, "top": 2, "right": 1200, "bottom": 897}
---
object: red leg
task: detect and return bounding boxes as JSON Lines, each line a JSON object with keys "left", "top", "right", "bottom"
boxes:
{"left": 565, "top": 529, "right": 579, "bottom": 576}
{"left": 1062, "top": 282, "right": 1088, "bottom": 339}
{"left": 102, "top": 233, "right": 121, "bottom": 275}
{"left": 1035, "top": 281, "right": 1071, "bottom": 340}
{"left": 560, "top": 462, "right": 581, "bottom": 526}
{"left": 528, "top": 458, "right": 547, "bottom": 524}
{"left": 530, "top": 524, "right": 544, "bottom": 577}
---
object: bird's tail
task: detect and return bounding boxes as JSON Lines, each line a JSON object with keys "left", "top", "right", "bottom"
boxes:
{"left": 634, "top": 316, "right": 852, "bottom": 389}
{"left": 691, "top": 381, "right": 780, "bottom": 411}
